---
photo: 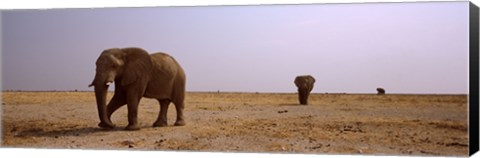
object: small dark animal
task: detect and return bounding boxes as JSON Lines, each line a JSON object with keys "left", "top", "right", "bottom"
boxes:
{"left": 377, "top": 88, "right": 385, "bottom": 95}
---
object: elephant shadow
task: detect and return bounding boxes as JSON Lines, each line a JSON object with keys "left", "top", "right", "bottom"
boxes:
{"left": 14, "top": 126, "right": 118, "bottom": 138}
{"left": 278, "top": 103, "right": 303, "bottom": 106}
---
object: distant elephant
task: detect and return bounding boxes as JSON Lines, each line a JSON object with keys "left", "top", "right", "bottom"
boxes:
{"left": 377, "top": 88, "right": 385, "bottom": 95}
{"left": 89, "top": 47, "right": 186, "bottom": 130}
{"left": 294, "top": 75, "right": 315, "bottom": 105}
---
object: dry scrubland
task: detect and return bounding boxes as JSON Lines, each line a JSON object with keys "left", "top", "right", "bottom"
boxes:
{"left": 1, "top": 92, "right": 468, "bottom": 156}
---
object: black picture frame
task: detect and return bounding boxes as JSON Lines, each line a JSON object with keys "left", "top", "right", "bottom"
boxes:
{"left": 469, "top": 2, "right": 479, "bottom": 156}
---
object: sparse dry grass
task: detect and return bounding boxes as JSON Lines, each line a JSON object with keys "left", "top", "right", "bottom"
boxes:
{"left": 1, "top": 92, "right": 469, "bottom": 156}
{"left": 2, "top": 92, "right": 102, "bottom": 105}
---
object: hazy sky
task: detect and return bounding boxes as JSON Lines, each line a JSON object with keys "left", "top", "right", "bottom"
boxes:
{"left": 1, "top": 2, "right": 470, "bottom": 94}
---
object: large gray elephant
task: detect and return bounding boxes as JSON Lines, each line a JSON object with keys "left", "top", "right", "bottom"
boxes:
{"left": 89, "top": 47, "right": 186, "bottom": 130}
{"left": 294, "top": 75, "right": 315, "bottom": 105}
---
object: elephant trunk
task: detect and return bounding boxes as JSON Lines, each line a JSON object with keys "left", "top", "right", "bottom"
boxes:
{"left": 94, "top": 83, "right": 109, "bottom": 123}
{"left": 298, "top": 88, "right": 308, "bottom": 105}
{"left": 90, "top": 76, "right": 114, "bottom": 128}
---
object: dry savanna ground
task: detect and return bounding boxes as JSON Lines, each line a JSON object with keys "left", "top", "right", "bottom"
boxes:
{"left": 1, "top": 92, "right": 468, "bottom": 156}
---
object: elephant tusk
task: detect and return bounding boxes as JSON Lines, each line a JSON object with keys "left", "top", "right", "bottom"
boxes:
{"left": 106, "top": 82, "right": 113, "bottom": 86}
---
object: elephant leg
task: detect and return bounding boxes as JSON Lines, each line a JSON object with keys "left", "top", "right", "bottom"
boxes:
{"left": 297, "top": 91, "right": 300, "bottom": 104}
{"left": 173, "top": 100, "right": 186, "bottom": 126}
{"left": 304, "top": 92, "right": 310, "bottom": 105}
{"left": 106, "top": 94, "right": 127, "bottom": 120}
{"left": 125, "top": 94, "right": 141, "bottom": 131}
{"left": 98, "top": 95, "right": 126, "bottom": 129}
{"left": 298, "top": 89, "right": 307, "bottom": 105}
{"left": 298, "top": 89, "right": 304, "bottom": 104}
{"left": 153, "top": 99, "right": 170, "bottom": 127}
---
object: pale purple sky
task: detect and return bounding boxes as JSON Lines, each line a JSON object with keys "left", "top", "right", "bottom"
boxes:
{"left": 1, "top": 2, "right": 470, "bottom": 94}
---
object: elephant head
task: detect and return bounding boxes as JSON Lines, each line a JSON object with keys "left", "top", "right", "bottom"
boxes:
{"left": 89, "top": 48, "right": 152, "bottom": 129}
{"left": 294, "top": 75, "right": 316, "bottom": 105}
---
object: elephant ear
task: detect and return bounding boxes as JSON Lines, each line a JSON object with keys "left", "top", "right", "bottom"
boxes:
{"left": 310, "top": 76, "right": 316, "bottom": 83}
{"left": 294, "top": 77, "right": 302, "bottom": 87}
{"left": 121, "top": 48, "right": 153, "bottom": 86}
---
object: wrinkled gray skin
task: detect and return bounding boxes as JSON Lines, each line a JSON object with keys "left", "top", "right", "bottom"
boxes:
{"left": 89, "top": 47, "right": 186, "bottom": 130}
{"left": 294, "top": 75, "right": 315, "bottom": 105}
